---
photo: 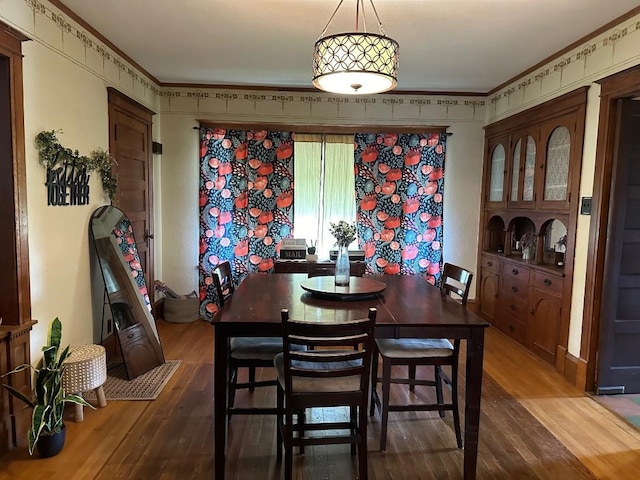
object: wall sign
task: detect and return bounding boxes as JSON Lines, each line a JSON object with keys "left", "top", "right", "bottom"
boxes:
{"left": 46, "top": 159, "right": 90, "bottom": 206}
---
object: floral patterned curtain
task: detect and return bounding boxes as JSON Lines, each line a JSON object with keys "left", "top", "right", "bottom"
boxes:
{"left": 354, "top": 133, "right": 446, "bottom": 285}
{"left": 199, "top": 128, "right": 294, "bottom": 320}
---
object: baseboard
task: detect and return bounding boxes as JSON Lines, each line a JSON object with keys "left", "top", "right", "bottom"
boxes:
{"left": 559, "top": 347, "right": 589, "bottom": 390}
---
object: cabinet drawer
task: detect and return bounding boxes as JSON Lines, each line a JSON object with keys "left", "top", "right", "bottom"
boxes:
{"left": 498, "top": 293, "right": 529, "bottom": 321}
{"left": 500, "top": 277, "right": 529, "bottom": 301}
{"left": 481, "top": 255, "right": 500, "bottom": 273}
{"left": 499, "top": 317, "right": 527, "bottom": 346}
{"left": 532, "top": 271, "right": 563, "bottom": 297}
{"left": 501, "top": 262, "right": 531, "bottom": 283}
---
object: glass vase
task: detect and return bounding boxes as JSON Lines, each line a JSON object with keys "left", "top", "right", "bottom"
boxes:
{"left": 334, "top": 245, "right": 350, "bottom": 286}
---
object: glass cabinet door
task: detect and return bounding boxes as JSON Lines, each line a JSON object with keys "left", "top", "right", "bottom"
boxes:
{"left": 522, "top": 135, "right": 537, "bottom": 202}
{"left": 486, "top": 136, "right": 508, "bottom": 206}
{"left": 510, "top": 138, "right": 521, "bottom": 203}
{"left": 538, "top": 114, "right": 574, "bottom": 209}
{"left": 508, "top": 129, "right": 538, "bottom": 208}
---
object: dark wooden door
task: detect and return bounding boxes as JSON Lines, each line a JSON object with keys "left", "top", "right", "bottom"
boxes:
{"left": 108, "top": 88, "right": 155, "bottom": 300}
{"left": 597, "top": 98, "right": 640, "bottom": 394}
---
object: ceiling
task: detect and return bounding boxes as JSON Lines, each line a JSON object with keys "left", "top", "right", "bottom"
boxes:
{"left": 59, "top": 0, "right": 640, "bottom": 93}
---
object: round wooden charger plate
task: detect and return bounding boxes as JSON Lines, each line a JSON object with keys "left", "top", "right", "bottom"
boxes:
{"left": 300, "top": 276, "right": 386, "bottom": 300}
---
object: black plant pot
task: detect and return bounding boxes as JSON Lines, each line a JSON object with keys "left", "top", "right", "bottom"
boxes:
{"left": 36, "top": 423, "right": 66, "bottom": 458}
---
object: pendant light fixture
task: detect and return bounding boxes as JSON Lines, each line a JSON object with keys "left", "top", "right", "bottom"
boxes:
{"left": 312, "top": 0, "right": 399, "bottom": 95}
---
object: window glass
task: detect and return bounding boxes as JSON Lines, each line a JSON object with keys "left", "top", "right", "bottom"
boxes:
{"left": 294, "top": 134, "right": 355, "bottom": 257}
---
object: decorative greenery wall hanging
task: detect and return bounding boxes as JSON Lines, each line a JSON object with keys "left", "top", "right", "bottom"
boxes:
{"left": 35, "top": 130, "right": 117, "bottom": 205}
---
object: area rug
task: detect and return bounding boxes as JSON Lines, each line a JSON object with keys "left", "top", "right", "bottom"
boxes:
{"left": 591, "top": 393, "right": 640, "bottom": 430}
{"left": 84, "top": 360, "right": 181, "bottom": 401}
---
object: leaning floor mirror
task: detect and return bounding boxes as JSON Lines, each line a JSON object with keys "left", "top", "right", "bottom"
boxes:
{"left": 90, "top": 205, "right": 165, "bottom": 379}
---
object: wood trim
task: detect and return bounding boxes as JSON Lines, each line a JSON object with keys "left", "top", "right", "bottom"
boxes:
{"left": 581, "top": 65, "right": 640, "bottom": 392}
{"left": 107, "top": 87, "right": 155, "bottom": 117}
{"left": 197, "top": 121, "right": 449, "bottom": 135}
{"left": 0, "top": 19, "right": 31, "bottom": 327}
{"left": 0, "top": 24, "right": 29, "bottom": 51}
{"left": 488, "top": 6, "right": 640, "bottom": 95}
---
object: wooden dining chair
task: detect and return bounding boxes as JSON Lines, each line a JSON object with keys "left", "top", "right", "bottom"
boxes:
{"left": 275, "top": 308, "right": 377, "bottom": 480}
{"left": 307, "top": 260, "right": 366, "bottom": 277}
{"left": 370, "top": 263, "right": 473, "bottom": 451}
{"left": 212, "top": 261, "right": 282, "bottom": 419}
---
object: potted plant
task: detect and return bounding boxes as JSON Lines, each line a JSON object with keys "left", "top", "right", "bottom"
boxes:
{"left": 1, "top": 317, "right": 94, "bottom": 456}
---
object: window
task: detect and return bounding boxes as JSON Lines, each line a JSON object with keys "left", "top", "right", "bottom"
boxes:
{"left": 294, "top": 134, "right": 355, "bottom": 258}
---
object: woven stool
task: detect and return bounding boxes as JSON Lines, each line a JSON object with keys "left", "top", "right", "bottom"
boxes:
{"left": 62, "top": 344, "right": 107, "bottom": 422}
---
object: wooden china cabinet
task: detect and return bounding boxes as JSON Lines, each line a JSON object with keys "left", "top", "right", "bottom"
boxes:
{"left": 477, "top": 87, "right": 587, "bottom": 370}
{"left": 0, "top": 22, "right": 36, "bottom": 455}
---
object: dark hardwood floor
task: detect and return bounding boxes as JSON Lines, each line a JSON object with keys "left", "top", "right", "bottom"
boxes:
{"left": 1, "top": 319, "right": 639, "bottom": 479}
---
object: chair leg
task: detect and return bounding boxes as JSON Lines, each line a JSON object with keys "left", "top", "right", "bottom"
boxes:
{"left": 228, "top": 364, "right": 238, "bottom": 420}
{"left": 297, "top": 409, "right": 305, "bottom": 455}
{"left": 435, "top": 366, "right": 445, "bottom": 419}
{"left": 370, "top": 349, "right": 379, "bottom": 416}
{"left": 276, "top": 386, "right": 283, "bottom": 462}
{"left": 358, "top": 404, "right": 369, "bottom": 480}
{"left": 451, "top": 362, "right": 463, "bottom": 449}
{"left": 248, "top": 366, "right": 256, "bottom": 392}
{"left": 350, "top": 406, "right": 357, "bottom": 456}
{"left": 380, "top": 357, "right": 392, "bottom": 451}
{"left": 284, "top": 408, "right": 293, "bottom": 480}
{"left": 408, "top": 364, "right": 417, "bottom": 392}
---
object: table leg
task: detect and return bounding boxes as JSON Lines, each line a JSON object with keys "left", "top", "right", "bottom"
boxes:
{"left": 95, "top": 385, "right": 107, "bottom": 408}
{"left": 74, "top": 401, "right": 84, "bottom": 422}
{"left": 463, "top": 327, "right": 485, "bottom": 480}
{"left": 214, "top": 326, "right": 229, "bottom": 480}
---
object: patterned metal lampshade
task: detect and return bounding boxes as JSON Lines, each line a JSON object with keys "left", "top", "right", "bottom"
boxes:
{"left": 313, "top": 32, "right": 399, "bottom": 95}
{"left": 312, "top": 0, "right": 399, "bottom": 95}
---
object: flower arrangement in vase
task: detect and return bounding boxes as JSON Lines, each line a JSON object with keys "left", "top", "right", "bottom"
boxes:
{"left": 329, "top": 221, "right": 357, "bottom": 286}
{"left": 519, "top": 230, "right": 536, "bottom": 260}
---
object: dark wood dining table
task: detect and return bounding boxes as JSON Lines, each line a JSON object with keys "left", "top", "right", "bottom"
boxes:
{"left": 212, "top": 273, "right": 489, "bottom": 479}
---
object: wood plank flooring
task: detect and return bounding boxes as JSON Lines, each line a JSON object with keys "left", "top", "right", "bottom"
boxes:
{"left": 1, "top": 319, "right": 639, "bottom": 479}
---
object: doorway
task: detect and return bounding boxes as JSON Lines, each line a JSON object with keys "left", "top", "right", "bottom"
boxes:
{"left": 107, "top": 88, "right": 155, "bottom": 300}
{"left": 583, "top": 65, "right": 640, "bottom": 394}
{"left": 596, "top": 98, "right": 640, "bottom": 394}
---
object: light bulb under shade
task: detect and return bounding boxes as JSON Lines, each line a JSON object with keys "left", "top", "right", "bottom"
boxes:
{"left": 312, "top": 32, "right": 399, "bottom": 95}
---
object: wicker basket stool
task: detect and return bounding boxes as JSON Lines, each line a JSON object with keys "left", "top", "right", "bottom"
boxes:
{"left": 62, "top": 344, "right": 107, "bottom": 422}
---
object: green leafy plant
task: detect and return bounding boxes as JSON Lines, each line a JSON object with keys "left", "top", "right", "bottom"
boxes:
{"left": 1, "top": 318, "right": 94, "bottom": 454}
{"left": 35, "top": 130, "right": 118, "bottom": 200}
{"left": 329, "top": 220, "right": 357, "bottom": 247}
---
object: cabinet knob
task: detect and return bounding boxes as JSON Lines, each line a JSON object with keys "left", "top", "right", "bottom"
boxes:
{"left": 543, "top": 278, "right": 552, "bottom": 286}
{"left": 512, "top": 268, "right": 519, "bottom": 275}
{"left": 487, "top": 261, "right": 493, "bottom": 267}
{"left": 510, "top": 304, "right": 516, "bottom": 311}
{"left": 511, "top": 286, "right": 518, "bottom": 293}
{"left": 508, "top": 325, "right": 515, "bottom": 332}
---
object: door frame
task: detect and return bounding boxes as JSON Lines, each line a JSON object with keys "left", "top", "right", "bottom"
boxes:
{"left": 582, "top": 65, "right": 640, "bottom": 392}
{"left": 107, "top": 88, "right": 155, "bottom": 299}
